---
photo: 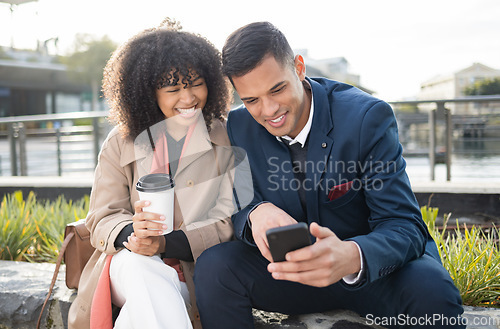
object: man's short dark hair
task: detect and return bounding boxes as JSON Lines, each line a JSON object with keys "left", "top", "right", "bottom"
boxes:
{"left": 222, "top": 21, "right": 294, "bottom": 81}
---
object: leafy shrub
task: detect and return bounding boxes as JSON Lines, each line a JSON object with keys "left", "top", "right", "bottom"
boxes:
{"left": 0, "top": 191, "right": 89, "bottom": 263}
{"left": 0, "top": 191, "right": 38, "bottom": 261}
{"left": 2, "top": 191, "right": 499, "bottom": 307}
{"left": 422, "top": 205, "right": 500, "bottom": 308}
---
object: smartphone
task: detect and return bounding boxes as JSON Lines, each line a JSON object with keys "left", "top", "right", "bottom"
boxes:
{"left": 266, "top": 222, "right": 312, "bottom": 262}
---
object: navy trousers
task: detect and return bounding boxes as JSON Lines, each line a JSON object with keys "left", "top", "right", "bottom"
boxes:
{"left": 194, "top": 240, "right": 465, "bottom": 329}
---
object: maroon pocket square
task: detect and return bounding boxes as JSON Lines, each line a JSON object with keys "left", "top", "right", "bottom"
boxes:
{"left": 328, "top": 181, "right": 353, "bottom": 201}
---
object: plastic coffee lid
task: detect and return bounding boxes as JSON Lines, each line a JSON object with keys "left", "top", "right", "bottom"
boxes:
{"left": 136, "top": 173, "right": 175, "bottom": 192}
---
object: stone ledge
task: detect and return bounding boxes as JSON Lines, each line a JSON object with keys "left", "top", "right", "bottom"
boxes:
{"left": 253, "top": 308, "right": 500, "bottom": 329}
{"left": 253, "top": 309, "right": 386, "bottom": 328}
{"left": 0, "top": 261, "right": 75, "bottom": 329}
{"left": 1, "top": 260, "right": 499, "bottom": 329}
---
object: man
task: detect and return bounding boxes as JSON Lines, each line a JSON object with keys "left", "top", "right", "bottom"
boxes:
{"left": 194, "top": 22, "right": 464, "bottom": 329}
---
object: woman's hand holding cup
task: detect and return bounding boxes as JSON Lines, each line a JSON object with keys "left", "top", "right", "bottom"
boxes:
{"left": 132, "top": 199, "right": 170, "bottom": 236}
{"left": 125, "top": 173, "right": 175, "bottom": 256}
{"left": 123, "top": 200, "right": 167, "bottom": 256}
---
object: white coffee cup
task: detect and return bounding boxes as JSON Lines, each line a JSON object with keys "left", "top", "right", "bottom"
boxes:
{"left": 136, "top": 173, "right": 175, "bottom": 235}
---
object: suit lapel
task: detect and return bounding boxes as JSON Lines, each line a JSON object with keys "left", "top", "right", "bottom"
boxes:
{"left": 305, "top": 78, "right": 334, "bottom": 224}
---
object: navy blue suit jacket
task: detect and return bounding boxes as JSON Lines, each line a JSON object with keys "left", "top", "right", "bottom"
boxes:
{"left": 227, "top": 77, "right": 438, "bottom": 286}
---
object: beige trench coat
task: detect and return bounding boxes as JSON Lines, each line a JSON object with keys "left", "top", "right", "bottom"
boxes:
{"left": 68, "top": 118, "right": 236, "bottom": 329}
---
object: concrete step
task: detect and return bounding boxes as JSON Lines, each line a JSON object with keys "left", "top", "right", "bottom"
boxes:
{"left": 1, "top": 260, "right": 499, "bottom": 328}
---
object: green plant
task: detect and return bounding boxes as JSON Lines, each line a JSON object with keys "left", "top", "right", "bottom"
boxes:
{"left": 421, "top": 206, "right": 500, "bottom": 308}
{"left": 0, "top": 191, "right": 89, "bottom": 263}
{"left": 29, "top": 194, "right": 90, "bottom": 262}
{"left": 421, "top": 205, "right": 440, "bottom": 232}
{"left": 464, "top": 77, "right": 500, "bottom": 96}
{"left": 0, "top": 191, "right": 38, "bottom": 261}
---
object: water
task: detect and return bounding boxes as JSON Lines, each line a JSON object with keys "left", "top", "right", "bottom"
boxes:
{"left": 405, "top": 155, "right": 500, "bottom": 183}
{"left": 404, "top": 137, "right": 500, "bottom": 183}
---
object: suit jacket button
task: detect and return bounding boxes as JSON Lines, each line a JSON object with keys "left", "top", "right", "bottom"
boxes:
{"left": 187, "top": 179, "right": 194, "bottom": 187}
{"left": 99, "top": 240, "right": 104, "bottom": 246}
{"left": 321, "top": 142, "right": 327, "bottom": 148}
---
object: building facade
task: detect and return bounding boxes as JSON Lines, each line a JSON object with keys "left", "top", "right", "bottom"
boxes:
{"left": 295, "top": 49, "right": 373, "bottom": 94}
{"left": 0, "top": 46, "right": 91, "bottom": 118}
{"left": 418, "top": 62, "right": 500, "bottom": 113}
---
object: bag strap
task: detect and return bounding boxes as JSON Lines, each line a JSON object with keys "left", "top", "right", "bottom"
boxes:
{"left": 146, "top": 127, "right": 156, "bottom": 152}
{"left": 36, "top": 230, "right": 75, "bottom": 329}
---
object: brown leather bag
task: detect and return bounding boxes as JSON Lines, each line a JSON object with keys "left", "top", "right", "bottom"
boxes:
{"left": 64, "top": 219, "right": 95, "bottom": 289}
{"left": 37, "top": 219, "right": 95, "bottom": 329}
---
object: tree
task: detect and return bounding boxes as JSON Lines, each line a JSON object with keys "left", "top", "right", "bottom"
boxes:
{"left": 464, "top": 78, "right": 500, "bottom": 96}
{"left": 61, "top": 34, "right": 117, "bottom": 111}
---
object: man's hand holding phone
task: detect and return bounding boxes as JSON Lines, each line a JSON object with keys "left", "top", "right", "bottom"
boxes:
{"left": 248, "top": 202, "right": 297, "bottom": 262}
{"left": 250, "top": 203, "right": 361, "bottom": 287}
{"left": 267, "top": 222, "right": 362, "bottom": 288}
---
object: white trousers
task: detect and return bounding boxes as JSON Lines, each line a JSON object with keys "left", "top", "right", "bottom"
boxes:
{"left": 109, "top": 249, "right": 192, "bottom": 329}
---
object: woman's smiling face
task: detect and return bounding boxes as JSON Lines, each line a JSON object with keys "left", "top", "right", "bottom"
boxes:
{"left": 156, "top": 71, "right": 208, "bottom": 127}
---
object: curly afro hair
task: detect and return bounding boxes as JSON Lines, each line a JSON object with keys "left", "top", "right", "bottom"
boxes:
{"left": 104, "top": 19, "right": 230, "bottom": 140}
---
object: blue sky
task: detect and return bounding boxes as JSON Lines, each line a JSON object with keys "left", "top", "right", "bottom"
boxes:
{"left": 1, "top": 0, "right": 499, "bottom": 101}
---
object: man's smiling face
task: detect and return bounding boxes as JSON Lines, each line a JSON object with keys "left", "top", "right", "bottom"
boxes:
{"left": 232, "top": 55, "right": 310, "bottom": 139}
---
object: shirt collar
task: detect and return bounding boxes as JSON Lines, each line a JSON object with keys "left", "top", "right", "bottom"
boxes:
{"left": 277, "top": 80, "right": 314, "bottom": 148}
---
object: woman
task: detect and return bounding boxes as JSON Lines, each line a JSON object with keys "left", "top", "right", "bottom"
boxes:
{"left": 68, "top": 19, "right": 242, "bottom": 329}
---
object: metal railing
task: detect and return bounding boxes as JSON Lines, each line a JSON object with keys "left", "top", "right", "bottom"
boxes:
{"left": 1, "top": 95, "right": 499, "bottom": 180}
{"left": 0, "top": 111, "right": 110, "bottom": 176}
{"left": 390, "top": 95, "right": 500, "bottom": 181}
